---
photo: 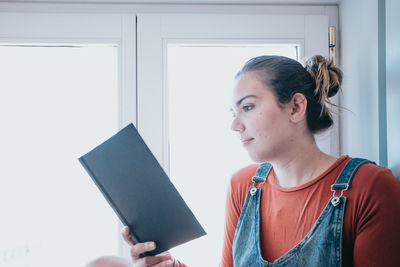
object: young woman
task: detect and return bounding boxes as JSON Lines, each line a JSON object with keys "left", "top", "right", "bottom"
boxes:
{"left": 93, "top": 55, "right": 400, "bottom": 267}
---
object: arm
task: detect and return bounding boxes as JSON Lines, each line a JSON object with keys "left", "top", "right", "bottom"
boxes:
{"left": 220, "top": 165, "right": 257, "bottom": 267}
{"left": 221, "top": 179, "right": 243, "bottom": 267}
{"left": 353, "top": 168, "right": 400, "bottom": 267}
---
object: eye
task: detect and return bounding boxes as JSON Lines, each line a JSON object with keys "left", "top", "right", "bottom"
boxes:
{"left": 242, "top": 104, "right": 254, "bottom": 112}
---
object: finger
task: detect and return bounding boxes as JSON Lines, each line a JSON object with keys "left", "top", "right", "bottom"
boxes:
{"left": 137, "top": 253, "right": 172, "bottom": 267}
{"left": 150, "top": 258, "right": 174, "bottom": 267}
{"left": 121, "top": 226, "right": 136, "bottom": 247}
{"left": 130, "top": 242, "right": 157, "bottom": 260}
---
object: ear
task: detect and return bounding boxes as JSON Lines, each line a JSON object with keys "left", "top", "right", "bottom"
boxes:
{"left": 289, "top": 93, "right": 307, "bottom": 123}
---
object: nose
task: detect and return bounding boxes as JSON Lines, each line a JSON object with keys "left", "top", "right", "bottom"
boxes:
{"left": 230, "top": 115, "right": 245, "bottom": 133}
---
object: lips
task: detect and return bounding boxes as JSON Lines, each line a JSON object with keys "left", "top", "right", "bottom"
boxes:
{"left": 240, "top": 138, "right": 254, "bottom": 145}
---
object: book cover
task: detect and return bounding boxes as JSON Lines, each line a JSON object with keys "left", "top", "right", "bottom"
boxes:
{"left": 78, "top": 123, "right": 206, "bottom": 256}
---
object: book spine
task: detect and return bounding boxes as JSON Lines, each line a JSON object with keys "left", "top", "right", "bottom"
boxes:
{"left": 78, "top": 156, "right": 141, "bottom": 244}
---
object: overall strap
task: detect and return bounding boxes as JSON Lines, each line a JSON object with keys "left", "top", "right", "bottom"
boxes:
{"left": 332, "top": 157, "right": 374, "bottom": 190}
{"left": 252, "top": 162, "right": 272, "bottom": 183}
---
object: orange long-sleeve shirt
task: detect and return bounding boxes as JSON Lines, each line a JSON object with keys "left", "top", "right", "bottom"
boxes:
{"left": 221, "top": 155, "right": 400, "bottom": 267}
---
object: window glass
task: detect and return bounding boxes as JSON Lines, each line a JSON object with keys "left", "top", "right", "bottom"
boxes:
{"left": 167, "top": 44, "right": 298, "bottom": 266}
{"left": 0, "top": 45, "right": 119, "bottom": 267}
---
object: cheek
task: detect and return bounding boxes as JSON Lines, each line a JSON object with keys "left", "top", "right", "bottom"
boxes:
{"left": 253, "top": 110, "right": 281, "bottom": 138}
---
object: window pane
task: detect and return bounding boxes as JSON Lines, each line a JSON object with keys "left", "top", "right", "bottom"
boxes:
{"left": 0, "top": 45, "right": 119, "bottom": 266}
{"left": 167, "top": 45, "right": 298, "bottom": 266}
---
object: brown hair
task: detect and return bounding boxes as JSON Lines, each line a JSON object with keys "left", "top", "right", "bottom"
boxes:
{"left": 235, "top": 55, "right": 343, "bottom": 134}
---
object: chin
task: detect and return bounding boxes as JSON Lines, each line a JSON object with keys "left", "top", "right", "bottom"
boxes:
{"left": 247, "top": 148, "right": 275, "bottom": 163}
{"left": 248, "top": 152, "right": 269, "bottom": 163}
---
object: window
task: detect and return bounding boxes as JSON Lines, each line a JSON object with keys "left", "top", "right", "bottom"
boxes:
{"left": 167, "top": 44, "right": 298, "bottom": 265}
{"left": 0, "top": 44, "right": 118, "bottom": 266}
{"left": 137, "top": 13, "right": 334, "bottom": 265}
{"left": 0, "top": 13, "right": 136, "bottom": 266}
{"left": 0, "top": 9, "right": 338, "bottom": 266}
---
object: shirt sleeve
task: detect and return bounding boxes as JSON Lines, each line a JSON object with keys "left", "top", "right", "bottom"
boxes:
{"left": 352, "top": 168, "right": 400, "bottom": 267}
{"left": 220, "top": 177, "right": 243, "bottom": 267}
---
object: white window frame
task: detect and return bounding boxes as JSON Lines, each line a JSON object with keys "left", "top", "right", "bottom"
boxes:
{"left": 0, "top": 12, "right": 136, "bottom": 256}
{"left": 0, "top": 12, "right": 137, "bottom": 129}
{"left": 136, "top": 11, "right": 339, "bottom": 265}
{"left": 0, "top": 2, "right": 339, "bottom": 260}
{"left": 137, "top": 12, "right": 339, "bottom": 175}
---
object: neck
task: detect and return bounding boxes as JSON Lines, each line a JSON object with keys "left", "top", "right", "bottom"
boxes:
{"left": 270, "top": 137, "right": 337, "bottom": 188}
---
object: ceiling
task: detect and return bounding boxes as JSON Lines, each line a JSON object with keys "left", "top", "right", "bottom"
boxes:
{"left": 3, "top": 0, "right": 343, "bottom": 5}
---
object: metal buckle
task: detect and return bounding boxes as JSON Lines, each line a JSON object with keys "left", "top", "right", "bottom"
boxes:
{"left": 330, "top": 184, "right": 349, "bottom": 206}
{"left": 250, "top": 177, "right": 266, "bottom": 196}
{"left": 251, "top": 176, "right": 266, "bottom": 187}
{"left": 250, "top": 187, "right": 258, "bottom": 196}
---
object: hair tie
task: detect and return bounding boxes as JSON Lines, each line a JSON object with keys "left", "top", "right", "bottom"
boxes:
{"left": 305, "top": 56, "right": 319, "bottom": 73}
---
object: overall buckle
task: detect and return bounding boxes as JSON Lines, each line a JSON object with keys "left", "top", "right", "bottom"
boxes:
{"left": 330, "top": 183, "right": 349, "bottom": 206}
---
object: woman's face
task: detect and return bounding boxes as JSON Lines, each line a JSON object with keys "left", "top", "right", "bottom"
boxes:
{"left": 230, "top": 72, "right": 294, "bottom": 163}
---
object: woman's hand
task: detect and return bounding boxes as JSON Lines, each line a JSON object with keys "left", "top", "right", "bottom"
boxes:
{"left": 121, "top": 226, "right": 174, "bottom": 267}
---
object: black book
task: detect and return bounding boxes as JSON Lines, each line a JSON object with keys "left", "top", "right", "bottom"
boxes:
{"left": 78, "top": 123, "right": 206, "bottom": 256}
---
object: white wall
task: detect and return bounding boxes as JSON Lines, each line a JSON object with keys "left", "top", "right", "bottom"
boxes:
{"left": 386, "top": 0, "right": 400, "bottom": 177}
{"left": 339, "top": 0, "right": 380, "bottom": 162}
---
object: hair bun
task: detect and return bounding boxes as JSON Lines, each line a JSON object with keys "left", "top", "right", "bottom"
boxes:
{"left": 305, "top": 55, "right": 343, "bottom": 114}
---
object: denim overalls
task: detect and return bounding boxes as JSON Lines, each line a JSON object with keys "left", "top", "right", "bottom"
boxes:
{"left": 232, "top": 158, "right": 372, "bottom": 267}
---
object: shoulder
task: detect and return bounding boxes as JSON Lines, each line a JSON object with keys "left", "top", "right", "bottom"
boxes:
{"left": 230, "top": 164, "right": 259, "bottom": 187}
{"left": 227, "top": 164, "right": 259, "bottom": 205}
{"left": 351, "top": 160, "right": 399, "bottom": 192}
{"left": 342, "top": 158, "right": 400, "bottom": 265}
{"left": 346, "top": 158, "right": 400, "bottom": 228}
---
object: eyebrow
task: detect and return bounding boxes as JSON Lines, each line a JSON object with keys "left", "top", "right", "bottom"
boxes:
{"left": 235, "top": 95, "right": 258, "bottom": 107}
